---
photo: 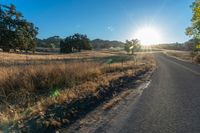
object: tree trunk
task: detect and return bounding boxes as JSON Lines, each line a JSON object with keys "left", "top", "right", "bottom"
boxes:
{"left": 131, "top": 49, "right": 134, "bottom": 55}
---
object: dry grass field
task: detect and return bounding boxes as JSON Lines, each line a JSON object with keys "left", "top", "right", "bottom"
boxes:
{"left": 164, "top": 50, "right": 200, "bottom": 64}
{"left": 0, "top": 50, "right": 155, "bottom": 132}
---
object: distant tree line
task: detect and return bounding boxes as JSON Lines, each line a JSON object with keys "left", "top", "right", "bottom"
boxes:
{"left": 153, "top": 43, "right": 186, "bottom": 50}
{"left": 60, "top": 33, "right": 92, "bottom": 53}
{"left": 0, "top": 4, "right": 38, "bottom": 52}
{"left": 36, "top": 36, "right": 125, "bottom": 53}
{"left": 91, "top": 39, "right": 124, "bottom": 49}
{"left": 153, "top": 39, "right": 200, "bottom": 51}
{"left": 37, "top": 38, "right": 125, "bottom": 50}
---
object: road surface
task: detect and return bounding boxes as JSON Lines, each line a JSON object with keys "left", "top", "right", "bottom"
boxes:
{"left": 99, "top": 53, "right": 200, "bottom": 133}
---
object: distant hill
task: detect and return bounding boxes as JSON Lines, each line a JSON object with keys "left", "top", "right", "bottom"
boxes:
{"left": 91, "top": 39, "right": 124, "bottom": 49}
{"left": 153, "top": 43, "right": 186, "bottom": 50}
{"left": 36, "top": 37, "right": 125, "bottom": 50}
{"left": 153, "top": 39, "right": 199, "bottom": 51}
{"left": 36, "top": 36, "right": 62, "bottom": 48}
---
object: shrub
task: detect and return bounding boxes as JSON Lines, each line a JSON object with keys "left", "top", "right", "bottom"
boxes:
{"left": 194, "top": 54, "right": 200, "bottom": 63}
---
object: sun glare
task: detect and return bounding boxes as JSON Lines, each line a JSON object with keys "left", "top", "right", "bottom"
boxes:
{"left": 134, "top": 26, "right": 163, "bottom": 46}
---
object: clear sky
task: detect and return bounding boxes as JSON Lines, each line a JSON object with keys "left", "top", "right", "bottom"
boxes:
{"left": 1, "top": 0, "right": 194, "bottom": 43}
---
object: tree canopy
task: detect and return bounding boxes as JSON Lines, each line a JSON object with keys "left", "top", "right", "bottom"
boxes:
{"left": 0, "top": 4, "right": 38, "bottom": 52}
{"left": 60, "top": 33, "right": 92, "bottom": 53}
{"left": 124, "top": 39, "right": 141, "bottom": 54}
{"left": 186, "top": 0, "right": 200, "bottom": 39}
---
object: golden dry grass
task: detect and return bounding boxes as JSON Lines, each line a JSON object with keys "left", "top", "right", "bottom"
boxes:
{"left": 165, "top": 51, "right": 192, "bottom": 61}
{"left": 0, "top": 62, "right": 100, "bottom": 106}
{"left": 0, "top": 50, "right": 155, "bottom": 130}
{"left": 165, "top": 50, "right": 200, "bottom": 64}
{"left": 0, "top": 50, "right": 114, "bottom": 62}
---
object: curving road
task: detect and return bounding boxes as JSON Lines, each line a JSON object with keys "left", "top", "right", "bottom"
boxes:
{"left": 102, "top": 53, "right": 200, "bottom": 133}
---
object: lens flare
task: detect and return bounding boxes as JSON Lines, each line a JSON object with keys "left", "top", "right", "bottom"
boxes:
{"left": 133, "top": 26, "right": 163, "bottom": 45}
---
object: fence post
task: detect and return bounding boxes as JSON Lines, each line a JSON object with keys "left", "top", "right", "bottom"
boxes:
{"left": 121, "top": 59, "right": 124, "bottom": 72}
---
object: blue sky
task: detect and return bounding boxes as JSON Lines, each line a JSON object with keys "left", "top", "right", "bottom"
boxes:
{"left": 1, "top": 0, "right": 194, "bottom": 43}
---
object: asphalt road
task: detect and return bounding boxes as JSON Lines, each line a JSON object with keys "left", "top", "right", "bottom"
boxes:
{"left": 108, "top": 53, "right": 200, "bottom": 133}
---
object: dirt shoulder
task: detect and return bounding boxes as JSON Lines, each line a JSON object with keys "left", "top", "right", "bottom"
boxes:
{"left": 62, "top": 70, "right": 153, "bottom": 133}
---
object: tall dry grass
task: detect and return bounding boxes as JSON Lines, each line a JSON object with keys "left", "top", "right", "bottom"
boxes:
{"left": 0, "top": 51, "right": 155, "bottom": 131}
{"left": 0, "top": 62, "right": 101, "bottom": 108}
{"left": 166, "top": 51, "right": 200, "bottom": 64}
{"left": 0, "top": 50, "right": 114, "bottom": 62}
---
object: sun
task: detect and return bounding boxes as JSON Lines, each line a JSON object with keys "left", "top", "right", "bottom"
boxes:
{"left": 133, "top": 26, "right": 163, "bottom": 46}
